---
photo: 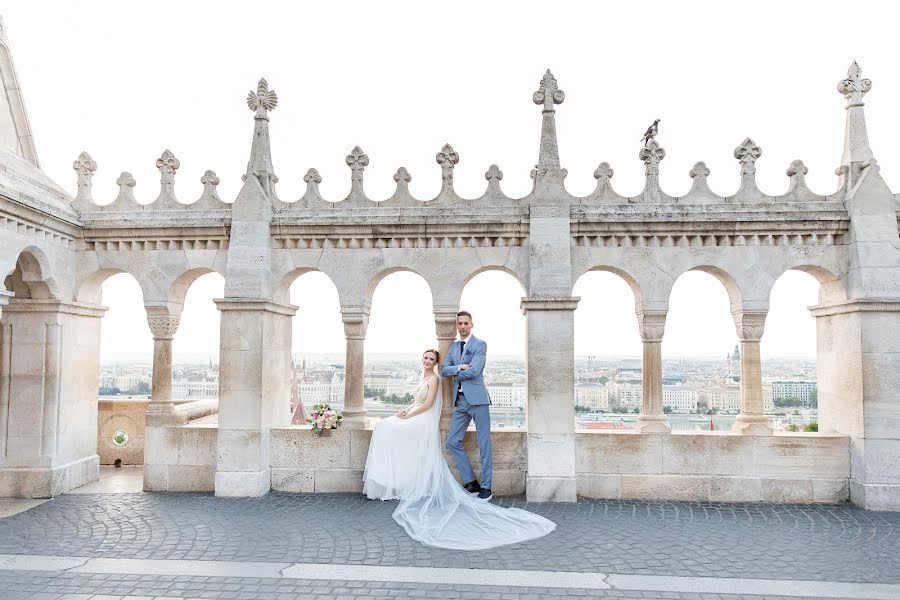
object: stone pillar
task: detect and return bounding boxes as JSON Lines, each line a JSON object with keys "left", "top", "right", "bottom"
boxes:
{"left": 0, "top": 299, "right": 106, "bottom": 498}
{"left": 812, "top": 300, "right": 900, "bottom": 510}
{"left": 434, "top": 306, "right": 459, "bottom": 429}
{"left": 146, "top": 309, "right": 180, "bottom": 414}
{"left": 213, "top": 299, "right": 295, "bottom": 497}
{"left": 521, "top": 297, "right": 579, "bottom": 502}
{"left": 142, "top": 307, "right": 183, "bottom": 491}
{"left": 340, "top": 306, "right": 369, "bottom": 429}
{"left": 635, "top": 311, "right": 670, "bottom": 433}
{"left": 731, "top": 311, "right": 772, "bottom": 435}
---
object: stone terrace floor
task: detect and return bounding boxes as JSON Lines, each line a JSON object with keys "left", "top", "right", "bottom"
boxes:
{"left": 0, "top": 468, "right": 898, "bottom": 600}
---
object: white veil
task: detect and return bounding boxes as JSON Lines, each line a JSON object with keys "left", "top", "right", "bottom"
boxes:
{"left": 391, "top": 371, "right": 556, "bottom": 550}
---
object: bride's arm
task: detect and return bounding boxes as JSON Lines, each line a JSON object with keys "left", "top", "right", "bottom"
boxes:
{"left": 401, "top": 377, "right": 439, "bottom": 419}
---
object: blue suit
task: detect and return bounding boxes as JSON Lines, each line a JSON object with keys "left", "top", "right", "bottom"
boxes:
{"left": 441, "top": 336, "right": 492, "bottom": 490}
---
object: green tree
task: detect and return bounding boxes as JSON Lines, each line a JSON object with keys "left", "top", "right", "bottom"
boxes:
{"left": 804, "top": 422, "right": 819, "bottom": 432}
{"left": 663, "top": 405, "right": 673, "bottom": 414}
{"left": 128, "top": 381, "right": 150, "bottom": 395}
{"left": 787, "top": 424, "right": 800, "bottom": 432}
{"left": 98, "top": 386, "right": 121, "bottom": 396}
{"left": 598, "top": 376, "right": 609, "bottom": 385}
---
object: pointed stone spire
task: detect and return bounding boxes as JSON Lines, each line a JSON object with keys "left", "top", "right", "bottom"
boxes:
{"left": 531, "top": 69, "right": 566, "bottom": 192}
{"left": 242, "top": 78, "right": 279, "bottom": 197}
{"left": 837, "top": 61, "right": 875, "bottom": 189}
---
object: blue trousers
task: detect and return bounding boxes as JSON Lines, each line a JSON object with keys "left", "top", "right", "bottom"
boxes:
{"left": 446, "top": 395, "right": 493, "bottom": 490}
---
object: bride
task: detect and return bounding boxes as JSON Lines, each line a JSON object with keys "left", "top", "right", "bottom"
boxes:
{"left": 363, "top": 349, "right": 556, "bottom": 550}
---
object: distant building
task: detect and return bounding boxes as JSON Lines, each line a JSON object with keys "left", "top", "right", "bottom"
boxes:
{"left": 608, "top": 381, "right": 641, "bottom": 410}
{"left": 663, "top": 386, "right": 698, "bottom": 413}
{"left": 487, "top": 384, "right": 526, "bottom": 408}
{"left": 772, "top": 380, "right": 816, "bottom": 406}
{"left": 575, "top": 384, "right": 609, "bottom": 410}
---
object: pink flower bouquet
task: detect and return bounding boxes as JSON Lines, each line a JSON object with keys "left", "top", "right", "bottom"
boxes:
{"left": 307, "top": 403, "right": 343, "bottom": 433}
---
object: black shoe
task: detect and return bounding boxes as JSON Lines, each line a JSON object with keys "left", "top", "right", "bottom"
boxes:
{"left": 477, "top": 488, "right": 493, "bottom": 501}
{"left": 463, "top": 480, "right": 481, "bottom": 494}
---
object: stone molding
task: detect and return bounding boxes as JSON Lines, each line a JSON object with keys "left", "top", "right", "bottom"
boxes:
{"left": 520, "top": 297, "right": 580, "bottom": 313}
{"left": 213, "top": 299, "right": 297, "bottom": 316}
{"left": 2, "top": 298, "right": 107, "bottom": 318}
{"left": 809, "top": 298, "right": 900, "bottom": 317}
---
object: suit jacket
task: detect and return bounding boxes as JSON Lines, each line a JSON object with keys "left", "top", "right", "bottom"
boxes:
{"left": 441, "top": 335, "right": 491, "bottom": 407}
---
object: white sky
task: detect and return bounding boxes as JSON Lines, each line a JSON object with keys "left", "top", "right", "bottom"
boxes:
{"left": 2, "top": 1, "right": 894, "bottom": 362}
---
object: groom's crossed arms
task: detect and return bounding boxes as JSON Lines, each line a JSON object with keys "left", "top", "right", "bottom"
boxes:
{"left": 441, "top": 340, "right": 487, "bottom": 380}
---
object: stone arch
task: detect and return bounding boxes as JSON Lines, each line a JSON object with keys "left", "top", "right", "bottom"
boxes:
{"left": 167, "top": 267, "right": 223, "bottom": 308}
{"left": 365, "top": 266, "right": 435, "bottom": 308}
{"left": 3, "top": 246, "right": 60, "bottom": 299}
{"left": 77, "top": 268, "right": 133, "bottom": 304}
{"left": 781, "top": 264, "right": 847, "bottom": 305}
{"left": 461, "top": 265, "right": 526, "bottom": 294}
{"left": 677, "top": 265, "right": 744, "bottom": 312}
{"left": 275, "top": 267, "right": 343, "bottom": 307}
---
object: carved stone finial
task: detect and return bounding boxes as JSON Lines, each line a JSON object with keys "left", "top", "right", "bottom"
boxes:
{"left": 485, "top": 164, "right": 503, "bottom": 182}
{"left": 533, "top": 69, "right": 565, "bottom": 111}
{"left": 72, "top": 151, "right": 97, "bottom": 204}
{"left": 156, "top": 149, "right": 180, "bottom": 185}
{"left": 201, "top": 169, "right": 220, "bottom": 187}
{"left": 247, "top": 78, "right": 278, "bottom": 120}
{"left": 303, "top": 168, "right": 322, "bottom": 184}
{"left": 393, "top": 167, "right": 412, "bottom": 184}
{"left": 593, "top": 162, "right": 614, "bottom": 180}
{"left": 117, "top": 172, "right": 136, "bottom": 189}
{"left": 436, "top": 143, "right": 459, "bottom": 170}
{"left": 734, "top": 138, "right": 762, "bottom": 176}
{"left": 346, "top": 146, "right": 369, "bottom": 182}
{"left": 436, "top": 143, "right": 459, "bottom": 194}
{"left": 837, "top": 61, "right": 872, "bottom": 108}
{"left": 639, "top": 139, "right": 666, "bottom": 175}
{"left": 689, "top": 161, "right": 711, "bottom": 179}
{"left": 786, "top": 160, "right": 808, "bottom": 178}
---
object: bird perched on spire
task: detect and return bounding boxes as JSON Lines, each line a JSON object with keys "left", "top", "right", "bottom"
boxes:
{"left": 641, "top": 119, "right": 661, "bottom": 145}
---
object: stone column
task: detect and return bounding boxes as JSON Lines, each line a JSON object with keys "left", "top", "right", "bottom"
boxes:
{"left": 433, "top": 306, "right": 459, "bottom": 429}
{"left": 142, "top": 307, "right": 183, "bottom": 491}
{"left": 213, "top": 299, "right": 296, "bottom": 497}
{"left": 0, "top": 299, "right": 106, "bottom": 498}
{"left": 731, "top": 311, "right": 772, "bottom": 435}
{"left": 521, "top": 296, "right": 579, "bottom": 502}
{"left": 635, "top": 311, "right": 670, "bottom": 433}
{"left": 145, "top": 309, "right": 180, "bottom": 414}
{"left": 340, "top": 306, "right": 369, "bottom": 429}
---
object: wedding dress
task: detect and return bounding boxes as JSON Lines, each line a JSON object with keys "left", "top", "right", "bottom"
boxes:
{"left": 363, "top": 375, "right": 556, "bottom": 550}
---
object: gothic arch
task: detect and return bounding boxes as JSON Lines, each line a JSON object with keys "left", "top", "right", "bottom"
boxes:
{"left": 3, "top": 246, "right": 60, "bottom": 299}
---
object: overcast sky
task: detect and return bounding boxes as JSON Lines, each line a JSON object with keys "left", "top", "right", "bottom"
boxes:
{"left": 2, "top": 1, "right": 895, "bottom": 363}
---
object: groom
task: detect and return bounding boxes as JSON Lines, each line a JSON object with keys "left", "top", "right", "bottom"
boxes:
{"left": 442, "top": 310, "right": 493, "bottom": 501}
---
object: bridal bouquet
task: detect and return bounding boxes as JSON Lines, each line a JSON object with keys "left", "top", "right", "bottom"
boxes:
{"left": 307, "top": 403, "right": 343, "bottom": 433}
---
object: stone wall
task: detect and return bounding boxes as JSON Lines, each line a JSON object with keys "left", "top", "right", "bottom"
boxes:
{"left": 268, "top": 426, "right": 850, "bottom": 503}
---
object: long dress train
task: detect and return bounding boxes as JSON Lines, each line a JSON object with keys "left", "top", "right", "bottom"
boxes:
{"left": 363, "top": 375, "right": 556, "bottom": 550}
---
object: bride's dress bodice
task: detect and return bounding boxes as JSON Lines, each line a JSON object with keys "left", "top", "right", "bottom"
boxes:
{"left": 411, "top": 377, "right": 434, "bottom": 407}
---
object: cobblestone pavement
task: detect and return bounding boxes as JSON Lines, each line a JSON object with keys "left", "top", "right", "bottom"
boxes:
{"left": 0, "top": 570, "right": 864, "bottom": 600}
{"left": 0, "top": 493, "right": 900, "bottom": 600}
{"left": 0, "top": 493, "right": 897, "bottom": 586}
